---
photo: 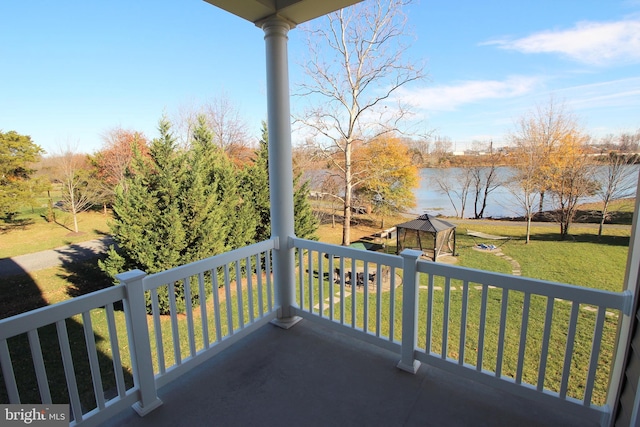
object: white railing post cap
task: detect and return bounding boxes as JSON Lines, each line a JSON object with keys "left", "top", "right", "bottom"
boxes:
{"left": 400, "top": 249, "right": 423, "bottom": 259}
{"left": 115, "top": 269, "right": 147, "bottom": 283}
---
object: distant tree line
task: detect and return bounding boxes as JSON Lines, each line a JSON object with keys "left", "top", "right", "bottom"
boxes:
{"left": 428, "top": 100, "right": 638, "bottom": 242}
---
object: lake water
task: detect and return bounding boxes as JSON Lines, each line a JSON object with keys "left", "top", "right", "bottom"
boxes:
{"left": 411, "top": 166, "right": 639, "bottom": 218}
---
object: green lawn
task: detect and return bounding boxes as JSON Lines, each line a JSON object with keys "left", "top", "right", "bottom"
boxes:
{"left": 0, "top": 209, "right": 111, "bottom": 258}
{"left": 453, "top": 223, "right": 630, "bottom": 291}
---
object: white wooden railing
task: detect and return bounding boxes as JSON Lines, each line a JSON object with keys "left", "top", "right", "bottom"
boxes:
{"left": 292, "top": 238, "right": 633, "bottom": 424}
{"left": 292, "top": 237, "right": 403, "bottom": 353}
{"left": 139, "top": 239, "right": 277, "bottom": 389}
{"left": 0, "top": 236, "right": 633, "bottom": 426}
{"left": 0, "top": 239, "right": 277, "bottom": 427}
{"left": 0, "top": 283, "right": 147, "bottom": 426}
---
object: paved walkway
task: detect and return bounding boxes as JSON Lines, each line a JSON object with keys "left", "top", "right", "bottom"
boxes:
{"left": 473, "top": 246, "right": 522, "bottom": 276}
{"left": 494, "top": 251, "right": 522, "bottom": 276}
{"left": 0, "top": 237, "right": 114, "bottom": 277}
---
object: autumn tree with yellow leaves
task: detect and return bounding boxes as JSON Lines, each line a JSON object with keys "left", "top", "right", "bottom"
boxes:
{"left": 547, "top": 130, "right": 596, "bottom": 238}
{"left": 510, "top": 100, "right": 596, "bottom": 241}
{"left": 352, "top": 136, "right": 419, "bottom": 228}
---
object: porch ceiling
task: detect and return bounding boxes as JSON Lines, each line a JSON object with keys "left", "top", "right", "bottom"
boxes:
{"left": 202, "top": 0, "right": 363, "bottom": 26}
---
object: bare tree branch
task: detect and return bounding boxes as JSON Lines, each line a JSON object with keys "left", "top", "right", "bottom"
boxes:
{"left": 295, "top": 0, "right": 424, "bottom": 245}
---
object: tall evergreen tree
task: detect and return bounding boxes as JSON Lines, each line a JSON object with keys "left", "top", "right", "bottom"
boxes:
{"left": 100, "top": 119, "right": 188, "bottom": 312}
{"left": 145, "top": 118, "right": 186, "bottom": 271}
{"left": 101, "top": 117, "right": 262, "bottom": 313}
{"left": 293, "top": 176, "right": 318, "bottom": 240}
{"left": 99, "top": 148, "right": 158, "bottom": 277}
{"left": 242, "top": 121, "right": 318, "bottom": 241}
{"left": 101, "top": 117, "right": 317, "bottom": 313}
{"left": 242, "top": 121, "right": 272, "bottom": 242}
{"left": 217, "top": 149, "right": 256, "bottom": 250}
{"left": 181, "top": 115, "right": 232, "bottom": 262}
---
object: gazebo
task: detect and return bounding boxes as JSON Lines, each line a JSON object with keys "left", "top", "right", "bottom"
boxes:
{"left": 395, "top": 214, "right": 456, "bottom": 261}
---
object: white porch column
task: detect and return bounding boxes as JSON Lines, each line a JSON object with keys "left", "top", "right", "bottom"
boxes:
{"left": 261, "top": 16, "right": 301, "bottom": 328}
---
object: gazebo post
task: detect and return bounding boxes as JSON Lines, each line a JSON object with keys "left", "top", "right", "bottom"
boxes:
{"left": 433, "top": 232, "right": 437, "bottom": 261}
{"left": 453, "top": 230, "right": 457, "bottom": 256}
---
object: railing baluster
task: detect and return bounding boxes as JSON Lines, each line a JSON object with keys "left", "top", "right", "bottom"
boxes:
{"left": 150, "top": 289, "right": 165, "bottom": 375}
{"left": 307, "top": 249, "right": 313, "bottom": 312}
{"left": 27, "top": 329, "right": 51, "bottom": 404}
{"left": 168, "top": 282, "right": 181, "bottom": 365}
{"left": 298, "top": 248, "right": 304, "bottom": 311}
{"left": 81, "top": 311, "right": 105, "bottom": 409}
{"left": 246, "top": 256, "right": 254, "bottom": 323}
{"left": 256, "top": 254, "right": 264, "bottom": 317}
{"left": 351, "top": 257, "right": 357, "bottom": 328}
{"left": 211, "top": 270, "right": 223, "bottom": 343}
{"left": 198, "top": 273, "right": 210, "bottom": 349}
{"left": 235, "top": 261, "right": 244, "bottom": 328}
{"left": 496, "top": 288, "right": 509, "bottom": 378}
{"left": 459, "top": 280, "right": 469, "bottom": 365}
{"left": 477, "top": 284, "right": 489, "bottom": 371}
{"left": 224, "top": 264, "right": 233, "bottom": 336}
{"left": 266, "top": 250, "right": 273, "bottom": 312}
{"left": 363, "top": 261, "right": 369, "bottom": 334}
{"left": 318, "top": 251, "right": 324, "bottom": 316}
{"left": 376, "top": 263, "right": 382, "bottom": 337}
{"left": 183, "top": 278, "right": 196, "bottom": 357}
{"left": 0, "top": 338, "right": 20, "bottom": 403}
{"left": 328, "top": 255, "right": 335, "bottom": 321}
{"left": 339, "top": 257, "right": 345, "bottom": 325}
{"left": 106, "top": 303, "right": 126, "bottom": 397}
{"left": 560, "top": 302, "right": 580, "bottom": 398}
{"left": 442, "top": 277, "right": 451, "bottom": 359}
{"left": 389, "top": 266, "right": 396, "bottom": 343}
{"left": 537, "top": 297, "right": 555, "bottom": 391}
{"left": 584, "top": 307, "right": 607, "bottom": 406}
{"left": 516, "top": 292, "right": 531, "bottom": 385}
{"left": 426, "top": 274, "right": 434, "bottom": 354}
{"left": 56, "top": 319, "right": 83, "bottom": 423}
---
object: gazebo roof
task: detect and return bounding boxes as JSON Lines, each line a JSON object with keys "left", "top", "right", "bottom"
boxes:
{"left": 396, "top": 214, "right": 456, "bottom": 233}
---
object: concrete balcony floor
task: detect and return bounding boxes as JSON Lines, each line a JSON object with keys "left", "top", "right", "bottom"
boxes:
{"left": 102, "top": 319, "right": 597, "bottom": 427}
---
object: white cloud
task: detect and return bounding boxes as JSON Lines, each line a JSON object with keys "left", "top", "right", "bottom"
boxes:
{"left": 398, "top": 76, "right": 540, "bottom": 111}
{"left": 555, "top": 77, "right": 640, "bottom": 110}
{"left": 485, "top": 19, "right": 640, "bottom": 65}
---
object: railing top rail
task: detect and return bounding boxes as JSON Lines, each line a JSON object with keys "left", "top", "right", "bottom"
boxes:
{"left": 0, "top": 285, "right": 126, "bottom": 340}
{"left": 415, "top": 258, "right": 631, "bottom": 312}
{"left": 143, "top": 239, "right": 277, "bottom": 290}
{"left": 292, "top": 237, "right": 403, "bottom": 268}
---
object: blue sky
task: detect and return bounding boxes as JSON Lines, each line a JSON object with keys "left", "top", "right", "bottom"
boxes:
{"left": 1, "top": 0, "right": 639, "bottom": 155}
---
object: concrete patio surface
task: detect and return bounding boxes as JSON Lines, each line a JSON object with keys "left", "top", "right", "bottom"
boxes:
{"left": 101, "top": 319, "right": 598, "bottom": 427}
